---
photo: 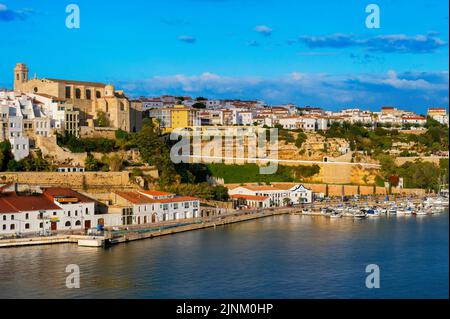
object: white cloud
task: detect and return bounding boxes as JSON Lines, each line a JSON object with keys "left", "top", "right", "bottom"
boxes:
{"left": 118, "top": 70, "right": 449, "bottom": 110}
{"left": 254, "top": 25, "right": 272, "bottom": 36}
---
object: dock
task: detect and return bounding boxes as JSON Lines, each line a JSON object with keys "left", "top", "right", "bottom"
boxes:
{"left": 0, "top": 208, "right": 291, "bottom": 248}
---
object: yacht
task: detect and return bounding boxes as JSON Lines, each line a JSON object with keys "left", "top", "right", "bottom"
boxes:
{"left": 353, "top": 210, "right": 367, "bottom": 219}
{"left": 366, "top": 209, "right": 380, "bottom": 217}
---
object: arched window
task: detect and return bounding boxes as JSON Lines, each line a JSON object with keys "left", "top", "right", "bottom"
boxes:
{"left": 86, "top": 89, "right": 91, "bottom": 100}
{"left": 75, "top": 88, "right": 81, "bottom": 99}
{"left": 96, "top": 91, "right": 101, "bottom": 99}
{"left": 75, "top": 220, "right": 81, "bottom": 226}
{"left": 85, "top": 208, "right": 89, "bottom": 215}
{"left": 120, "top": 102, "right": 125, "bottom": 111}
{"left": 25, "top": 223, "right": 30, "bottom": 229}
{"left": 65, "top": 221, "right": 71, "bottom": 227}
{"left": 34, "top": 87, "right": 38, "bottom": 93}
{"left": 10, "top": 224, "right": 15, "bottom": 230}
{"left": 39, "top": 222, "right": 43, "bottom": 228}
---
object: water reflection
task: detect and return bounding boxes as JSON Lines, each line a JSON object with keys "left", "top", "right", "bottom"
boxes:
{"left": 0, "top": 213, "right": 448, "bottom": 298}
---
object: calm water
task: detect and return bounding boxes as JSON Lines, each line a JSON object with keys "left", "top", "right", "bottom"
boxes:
{"left": 0, "top": 213, "right": 448, "bottom": 299}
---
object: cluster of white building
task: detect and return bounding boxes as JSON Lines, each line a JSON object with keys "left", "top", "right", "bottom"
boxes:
{"left": 140, "top": 95, "right": 448, "bottom": 132}
{"left": 0, "top": 181, "right": 315, "bottom": 236}
{"left": 0, "top": 184, "right": 200, "bottom": 236}
{"left": 228, "top": 184, "right": 313, "bottom": 209}
{"left": 0, "top": 90, "right": 79, "bottom": 160}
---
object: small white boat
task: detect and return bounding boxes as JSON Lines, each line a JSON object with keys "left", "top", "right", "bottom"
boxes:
{"left": 329, "top": 212, "right": 342, "bottom": 218}
{"left": 353, "top": 210, "right": 367, "bottom": 219}
{"left": 387, "top": 208, "right": 397, "bottom": 215}
{"left": 366, "top": 209, "right": 380, "bottom": 217}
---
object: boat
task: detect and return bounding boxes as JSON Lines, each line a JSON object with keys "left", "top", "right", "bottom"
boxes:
{"left": 353, "top": 210, "right": 367, "bottom": 219}
{"left": 387, "top": 208, "right": 397, "bottom": 215}
{"left": 366, "top": 209, "right": 380, "bottom": 217}
{"left": 329, "top": 212, "right": 342, "bottom": 218}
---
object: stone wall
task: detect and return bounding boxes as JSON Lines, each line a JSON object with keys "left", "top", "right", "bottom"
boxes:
{"left": 0, "top": 171, "right": 137, "bottom": 192}
{"left": 224, "top": 181, "right": 428, "bottom": 197}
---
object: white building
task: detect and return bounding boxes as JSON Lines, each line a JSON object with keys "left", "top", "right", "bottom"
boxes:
{"left": 0, "top": 185, "right": 107, "bottom": 236}
{"left": 229, "top": 184, "right": 313, "bottom": 207}
{"left": 113, "top": 190, "right": 201, "bottom": 225}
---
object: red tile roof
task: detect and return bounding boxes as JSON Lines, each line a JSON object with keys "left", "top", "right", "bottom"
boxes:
{"left": 43, "top": 187, "right": 95, "bottom": 203}
{"left": 115, "top": 191, "right": 198, "bottom": 204}
{"left": 114, "top": 191, "right": 156, "bottom": 204}
{"left": 156, "top": 196, "right": 198, "bottom": 203}
{"left": 0, "top": 192, "right": 61, "bottom": 213}
{"left": 230, "top": 194, "right": 269, "bottom": 201}
{"left": 140, "top": 190, "right": 174, "bottom": 197}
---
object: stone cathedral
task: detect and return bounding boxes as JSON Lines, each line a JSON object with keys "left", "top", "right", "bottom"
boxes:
{"left": 13, "top": 63, "right": 131, "bottom": 132}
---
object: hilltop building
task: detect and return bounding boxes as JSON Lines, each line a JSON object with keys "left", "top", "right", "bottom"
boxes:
{"left": 13, "top": 63, "right": 131, "bottom": 132}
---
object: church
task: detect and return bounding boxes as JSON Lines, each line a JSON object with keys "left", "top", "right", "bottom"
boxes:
{"left": 13, "top": 63, "right": 132, "bottom": 132}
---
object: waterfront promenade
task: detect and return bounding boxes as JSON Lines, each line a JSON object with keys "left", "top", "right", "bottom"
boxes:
{"left": 0, "top": 207, "right": 292, "bottom": 248}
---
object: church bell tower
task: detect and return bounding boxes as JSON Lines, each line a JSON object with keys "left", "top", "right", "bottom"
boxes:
{"left": 14, "top": 63, "right": 29, "bottom": 91}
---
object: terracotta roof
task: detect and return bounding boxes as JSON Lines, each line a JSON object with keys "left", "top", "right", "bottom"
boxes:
{"left": 0, "top": 192, "right": 61, "bottom": 213}
{"left": 44, "top": 78, "right": 106, "bottom": 88}
{"left": 230, "top": 194, "right": 269, "bottom": 201}
{"left": 115, "top": 191, "right": 198, "bottom": 204}
{"left": 140, "top": 190, "right": 174, "bottom": 197}
{"left": 43, "top": 187, "right": 95, "bottom": 203}
{"left": 156, "top": 196, "right": 199, "bottom": 203}
{"left": 114, "top": 191, "right": 156, "bottom": 204}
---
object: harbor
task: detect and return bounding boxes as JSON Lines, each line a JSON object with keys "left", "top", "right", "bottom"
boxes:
{"left": 0, "top": 210, "right": 447, "bottom": 299}
{"left": 0, "top": 193, "right": 447, "bottom": 249}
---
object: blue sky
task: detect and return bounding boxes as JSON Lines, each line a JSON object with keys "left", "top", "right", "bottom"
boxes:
{"left": 0, "top": 0, "right": 448, "bottom": 112}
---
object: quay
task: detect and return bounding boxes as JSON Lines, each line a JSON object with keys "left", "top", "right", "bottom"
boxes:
{"left": 0, "top": 208, "right": 291, "bottom": 249}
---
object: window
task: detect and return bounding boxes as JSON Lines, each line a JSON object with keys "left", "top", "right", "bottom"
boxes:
{"left": 75, "top": 88, "right": 81, "bottom": 99}
{"left": 96, "top": 91, "right": 101, "bottom": 98}
{"left": 75, "top": 220, "right": 81, "bottom": 226}
{"left": 11, "top": 215, "right": 14, "bottom": 220}
{"left": 39, "top": 223, "right": 43, "bottom": 228}
{"left": 174, "top": 203, "right": 178, "bottom": 210}
{"left": 25, "top": 213, "right": 29, "bottom": 220}
{"left": 184, "top": 202, "right": 190, "bottom": 209}
{"left": 65, "top": 221, "right": 71, "bottom": 227}
{"left": 85, "top": 208, "right": 89, "bottom": 215}
{"left": 3, "top": 215, "right": 5, "bottom": 221}
{"left": 65, "top": 86, "right": 71, "bottom": 99}
{"left": 68, "top": 211, "right": 71, "bottom": 217}
{"left": 2, "top": 225, "right": 5, "bottom": 230}
{"left": 120, "top": 102, "right": 125, "bottom": 111}
{"left": 34, "top": 87, "right": 38, "bottom": 93}
{"left": 86, "top": 89, "right": 91, "bottom": 100}
{"left": 10, "top": 224, "right": 15, "bottom": 230}
{"left": 25, "top": 223, "right": 30, "bottom": 229}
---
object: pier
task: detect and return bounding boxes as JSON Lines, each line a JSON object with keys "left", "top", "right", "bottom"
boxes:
{"left": 0, "top": 208, "right": 291, "bottom": 248}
